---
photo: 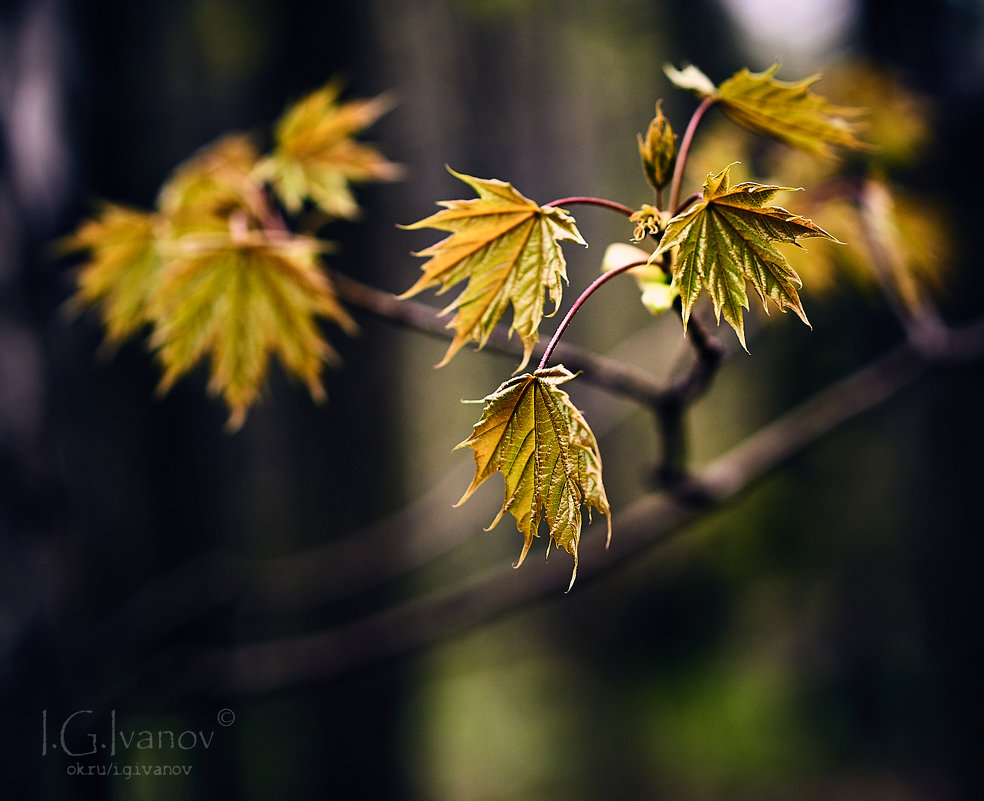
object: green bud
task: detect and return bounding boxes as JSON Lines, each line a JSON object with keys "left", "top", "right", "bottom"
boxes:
{"left": 638, "top": 100, "right": 677, "bottom": 192}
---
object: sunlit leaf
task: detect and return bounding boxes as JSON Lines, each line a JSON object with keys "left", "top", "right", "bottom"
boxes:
{"left": 654, "top": 164, "right": 837, "bottom": 348}
{"left": 400, "top": 168, "right": 586, "bottom": 369}
{"left": 63, "top": 203, "right": 161, "bottom": 345}
{"left": 666, "top": 62, "right": 867, "bottom": 158}
{"left": 258, "top": 81, "right": 401, "bottom": 218}
{"left": 455, "top": 365, "right": 611, "bottom": 590}
{"left": 148, "top": 232, "right": 356, "bottom": 430}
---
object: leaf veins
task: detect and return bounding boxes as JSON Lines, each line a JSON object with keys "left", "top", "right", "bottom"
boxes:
{"left": 653, "top": 164, "right": 838, "bottom": 348}
{"left": 455, "top": 365, "right": 611, "bottom": 590}
{"left": 400, "top": 168, "right": 587, "bottom": 370}
{"left": 665, "top": 62, "right": 867, "bottom": 158}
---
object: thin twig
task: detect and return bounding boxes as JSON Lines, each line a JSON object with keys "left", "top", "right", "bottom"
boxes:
{"left": 330, "top": 271, "right": 668, "bottom": 405}
{"left": 668, "top": 95, "right": 716, "bottom": 213}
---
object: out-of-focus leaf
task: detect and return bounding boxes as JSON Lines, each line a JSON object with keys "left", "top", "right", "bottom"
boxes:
{"left": 666, "top": 62, "right": 867, "bottom": 158}
{"left": 63, "top": 203, "right": 161, "bottom": 345}
{"left": 455, "top": 365, "right": 610, "bottom": 590}
{"left": 654, "top": 164, "right": 837, "bottom": 348}
{"left": 158, "top": 134, "right": 264, "bottom": 235}
{"left": 259, "top": 81, "right": 401, "bottom": 218}
{"left": 400, "top": 168, "right": 586, "bottom": 369}
{"left": 664, "top": 63, "right": 716, "bottom": 96}
{"left": 148, "top": 232, "right": 355, "bottom": 430}
{"left": 793, "top": 179, "right": 947, "bottom": 311}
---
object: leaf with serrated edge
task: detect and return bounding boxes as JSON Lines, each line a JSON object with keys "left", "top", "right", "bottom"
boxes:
{"left": 63, "top": 203, "right": 161, "bottom": 345}
{"left": 148, "top": 233, "right": 355, "bottom": 430}
{"left": 400, "top": 168, "right": 586, "bottom": 370}
{"left": 653, "top": 164, "right": 837, "bottom": 348}
{"left": 455, "top": 365, "right": 611, "bottom": 590}
{"left": 258, "top": 81, "right": 401, "bottom": 218}
{"left": 665, "top": 62, "right": 867, "bottom": 158}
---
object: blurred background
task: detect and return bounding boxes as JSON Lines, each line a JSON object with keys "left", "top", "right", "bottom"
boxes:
{"left": 2, "top": 0, "right": 983, "bottom": 799}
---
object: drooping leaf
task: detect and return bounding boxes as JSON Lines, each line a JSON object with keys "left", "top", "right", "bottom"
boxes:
{"left": 258, "top": 81, "right": 402, "bottom": 218}
{"left": 148, "top": 231, "right": 356, "bottom": 430}
{"left": 63, "top": 203, "right": 161, "bottom": 345}
{"left": 653, "top": 164, "right": 837, "bottom": 348}
{"left": 602, "top": 242, "right": 678, "bottom": 316}
{"left": 400, "top": 168, "right": 586, "bottom": 369}
{"left": 455, "top": 365, "right": 611, "bottom": 590}
{"left": 665, "top": 62, "right": 867, "bottom": 158}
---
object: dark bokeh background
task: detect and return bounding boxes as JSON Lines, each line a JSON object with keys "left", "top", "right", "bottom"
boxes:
{"left": 2, "top": 1, "right": 982, "bottom": 799}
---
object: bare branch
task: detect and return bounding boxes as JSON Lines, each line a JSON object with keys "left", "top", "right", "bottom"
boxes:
{"left": 145, "top": 317, "right": 984, "bottom": 696}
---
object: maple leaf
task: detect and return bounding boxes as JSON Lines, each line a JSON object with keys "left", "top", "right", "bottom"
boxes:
{"left": 158, "top": 134, "right": 265, "bottom": 235}
{"left": 400, "top": 168, "right": 587, "bottom": 369}
{"left": 455, "top": 365, "right": 611, "bottom": 590}
{"left": 665, "top": 62, "right": 867, "bottom": 158}
{"left": 63, "top": 203, "right": 161, "bottom": 345}
{"left": 653, "top": 164, "right": 837, "bottom": 348}
{"left": 148, "top": 232, "right": 356, "bottom": 430}
{"left": 257, "top": 81, "right": 402, "bottom": 218}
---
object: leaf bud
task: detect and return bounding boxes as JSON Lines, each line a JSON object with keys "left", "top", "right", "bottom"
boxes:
{"left": 638, "top": 100, "right": 677, "bottom": 192}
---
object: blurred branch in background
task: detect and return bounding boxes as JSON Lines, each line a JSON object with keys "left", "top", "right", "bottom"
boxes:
{"left": 78, "top": 283, "right": 984, "bottom": 700}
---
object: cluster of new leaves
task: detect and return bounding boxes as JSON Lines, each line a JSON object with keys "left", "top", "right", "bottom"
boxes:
{"left": 69, "top": 61, "right": 925, "bottom": 588}
{"left": 67, "top": 84, "right": 398, "bottom": 428}
{"left": 403, "top": 62, "right": 875, "bottom": 584}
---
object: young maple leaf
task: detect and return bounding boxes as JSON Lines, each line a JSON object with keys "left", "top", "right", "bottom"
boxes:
{"left": 665, "top": 62, "right": 867, "bottom": 158}
{"left": 148, "top": 232, "right": 356, "bottom": 430}
{"left": 257, "top": 81, "right": 402, "bottom": 219}
{"left": 400, "top": 168, "right": 587, "bottom": 370}
{"left": 62, "top": 203, "right": 161, "bottom": 346}
{"left": 653, "top": 164, "right": 838, "bottom": 349}
{"left": 158, "top": 134, "right": 264, "bottom": 235}
{"left": 455, "top": 365, "right": 611, "bottom": 590}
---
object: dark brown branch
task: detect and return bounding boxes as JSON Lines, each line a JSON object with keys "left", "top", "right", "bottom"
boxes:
{"left": 330, "top": 271, "right": 669, "bottom": 406}
{"left": 155, "top": 318, "right": 984, "bottom": 696}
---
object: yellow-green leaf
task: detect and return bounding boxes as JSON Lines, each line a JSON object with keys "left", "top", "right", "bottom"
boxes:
{"left": 666, "top": 62, "right": 867, "bottom": 158}
{"left": 148, "top": 232, "right": 356, "bottom": 430}
{"left": 63, "top": 203, "right": 160, "bottom": 345}
{"left": 400, "top": 168, "right": 587, "bottom": 369}
{"left": 654, "top": 164, "right": 837, "bottom": 348}
{"left": 258, "top": 81, "right": 401, "bottom": 218}
{"left": 455, "top": 365, "right": 611, "bottom": 590}
{"left": 793, "top": 179, "right": 948, "bottom": 312}
{"left": 158, "top": 134, "right": 264, "bottom": 235}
